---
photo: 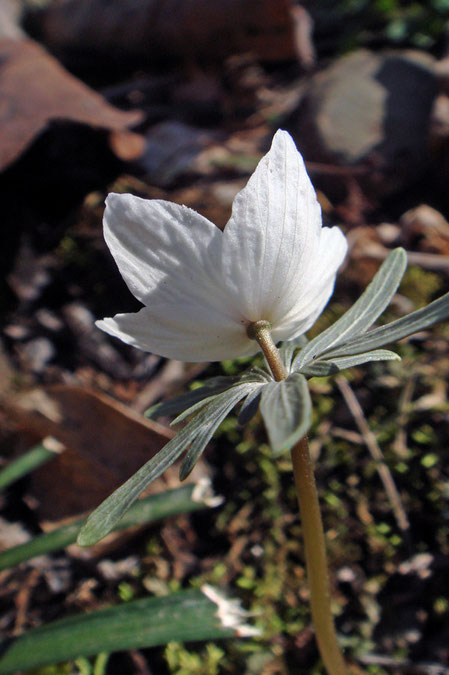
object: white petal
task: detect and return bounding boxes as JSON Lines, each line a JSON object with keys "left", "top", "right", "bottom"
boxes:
{"left": 97, "top": 304, "right": 258, "bottom": 362}
{"left": 220, "top": 130, "right": 322, "bottom": 321}
{"left": 272, "top": 226, "right": 348, "bottom": 341}
{"left": 103, "top": 193, "right": 227, "bottom": 307}
{"left": 98, "top": 133, "right": 348, "bottom": 363}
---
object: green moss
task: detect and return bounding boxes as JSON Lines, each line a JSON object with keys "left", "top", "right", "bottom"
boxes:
{"left": 400, "top": 266, "right": 442, "bottom": 309}
{"left": 165, "top": 642, "right": 226, "bottom": 674}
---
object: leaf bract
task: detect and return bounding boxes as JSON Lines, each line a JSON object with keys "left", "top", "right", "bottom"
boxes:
{"left": 294, "top": 248, "right": 407, "bottom": 370}
{"left": 322, "top": 290, "right": 449, "bottom": 358}
{"left": 78, "top": 380, "right": 264, "bottom": 545}
{"left": 179, "top": 382, "right": 264, "bottom": 479}
{"left": 260, "top": 372, "right": 312, "bottom": 456}
{"left": 300, "top": 349, "right": 400, "bottom": 377}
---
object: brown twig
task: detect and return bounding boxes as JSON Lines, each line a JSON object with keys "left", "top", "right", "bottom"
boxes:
{"left": 13, "top": 568, "right": 40, "bottom": 635}
{"left": 354, "top": 242, "right": 449, "bottom": 274}
{"left": 392, "top": 376, "right": 416, "bottom": 459}
{"left": 359, "top": 653, "right": 447, "bottom": 674}
{"left": 129, "top": 649, "right": 153, "bottom": 675}
{"left": 336, "top": 375, "right": 410, "bottom": 534}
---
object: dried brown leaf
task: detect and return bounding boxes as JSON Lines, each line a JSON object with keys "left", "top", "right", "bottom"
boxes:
{"left": 0, "top": 38, "right": 143, "bottom": 171}
{"left": 41, "top": 0, "right": 296, "bottom": 63}
{"left": 7, "top": 386, "right": 173, "bottom": 520}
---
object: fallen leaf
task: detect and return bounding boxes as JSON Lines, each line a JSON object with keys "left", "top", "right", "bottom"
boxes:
{"left": 6, "top": 385, "right": 173, "bottom": 520}
{"left": 40, "top": 0, "right": 296, "bottom": 63}
{"left": 0, "top": 38, "right": 143, "bottom": 171}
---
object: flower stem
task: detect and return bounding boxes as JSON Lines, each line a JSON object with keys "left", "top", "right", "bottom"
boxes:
{"left": 247, "top": 323, "right": 351, "bottom": 672}
{"left": 291, "top": 436, "right": 349, "bottom": 674}
{"left": 247, "top": 321, "right": 287, "bottom": 382}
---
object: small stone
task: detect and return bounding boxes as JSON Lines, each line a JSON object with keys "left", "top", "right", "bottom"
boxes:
{"left": 376, "top": 223, "right": 401, "bottom": 244}
{"left": 400, "top": 204, "right": 449, "bottom": 235}
{"left": 435, "top": 56, "right": 449, "bottom": 95}
{"left": 3, "top": 324, "right": 30, "bottom": 339}
{"left": 139, "top": 121, "right": 217, "bottom": 187}
{"left": 291, "top": 49, "right": 437, "bottom": 199}
{"left": 35, "top": 308, "right": 64, "bottom": 332}
{"left": 399, "top": 204, "right": 449, "bottom": 253}
{"left": 22, "top": 337, "right": 55, "bottom": 373}
{"left": 337, "top": 566, "right": 357, "bottom": 583}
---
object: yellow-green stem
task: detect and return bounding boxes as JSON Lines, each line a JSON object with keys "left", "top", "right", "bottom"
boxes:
{"left": 248, "top": 323, "right": 350, "bottom": 673}
{"left": 291, "top": 437, "right": 348, "bottom": 675}
{"left": 247, "top": 321, "right": 287, "bottom": 382}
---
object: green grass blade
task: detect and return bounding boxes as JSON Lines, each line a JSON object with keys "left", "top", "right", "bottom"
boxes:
{"left": 0, "top": 587, "right": 257, "bottom": 675}
{"left": 0, "top": 483, "right": 218, "bottom": 571}
{"left": 0, "top": 441, "right": 57, "bottom": 492}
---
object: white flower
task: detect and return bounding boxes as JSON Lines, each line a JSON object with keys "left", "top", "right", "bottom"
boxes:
{"left": 97, "top": 130, "right": 348, "bottom": 362}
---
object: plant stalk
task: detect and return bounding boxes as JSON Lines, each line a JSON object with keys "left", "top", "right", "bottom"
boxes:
{"left": 248, "top": 324, "right": 349, "bottom": 673}
{"left": 247, "top": 321, "right": 287, "bottom": 381}
{"left": 291, "top": 436, "right": 348, "bottom": 674}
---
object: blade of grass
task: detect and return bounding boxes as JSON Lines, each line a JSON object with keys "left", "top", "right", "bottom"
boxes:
{"left": 0, "top": 483, "right": 220, "bottom": 571}
{"left": 0, "top": 587, "right": 257, "bottom": 675}
{"left": 0, "top": 439, "right": 60, "bottom": 492}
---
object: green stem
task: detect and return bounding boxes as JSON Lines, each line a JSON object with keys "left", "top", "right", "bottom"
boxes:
{"left": 247, "top": 321, "right": 287, "bottom": 382}
{"left": 248, "top": 323, "right": 350, "bottom": 673}
{"left": 291, "top": 437, "right": 348, "bottom": 675}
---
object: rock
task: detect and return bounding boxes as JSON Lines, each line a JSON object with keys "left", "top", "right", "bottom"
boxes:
{"left": 62, "top": 302, "right": 135, "bottom": 378}
{"left": 0, "top": 517, "right": 31, "bottom": 550}
{"left": 400, "top": 204, "right": 449, "bottom": 234}
{"left": 21, "top": 337, "right": 55, "bottom": 373}
{"left": 7, "top": 241, "right": 51, "bottom": 302}
{"left": 0, "top": 0, "right": 24, "bottom": 40}
{"left": 435, "top": 56, "right": 449, "bottom": 96}
{"left": 35, "top": 308, "right": 64, "bottom": 333}
{"left": 139, "top": 121, "right": 218, "bottom": 187}
{"left": 290, "top": 49, "right": 438, "bottom": 200}
{"left": 399, "top": 204, "right": 449, "bottom": 254}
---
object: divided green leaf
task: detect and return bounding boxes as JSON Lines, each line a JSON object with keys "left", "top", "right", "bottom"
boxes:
{"left": 179, "top": 382, "right": 264, "bottom": 480}
{"left": 278, "top": 334, "right": 308, "bottom": 371}
{"left": 299, "top": 349, "right": 400, "bottom": 377}
{"left": 294, "top": 248, "right": 407, "bottom": 371}
{"left": 78, "top": 381, "right": 263, "bottom": 546}
{"left": 237, "top": 388, "right": 262, "bottom": 425}
{"left": 260, "top": 372, "right": 312, "bottom": 456}
{"left": 145, "top": 376, "right": 242, "bottom": 419}
{"left": 322, "top": 290, "right": 449, "bottom": 358}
